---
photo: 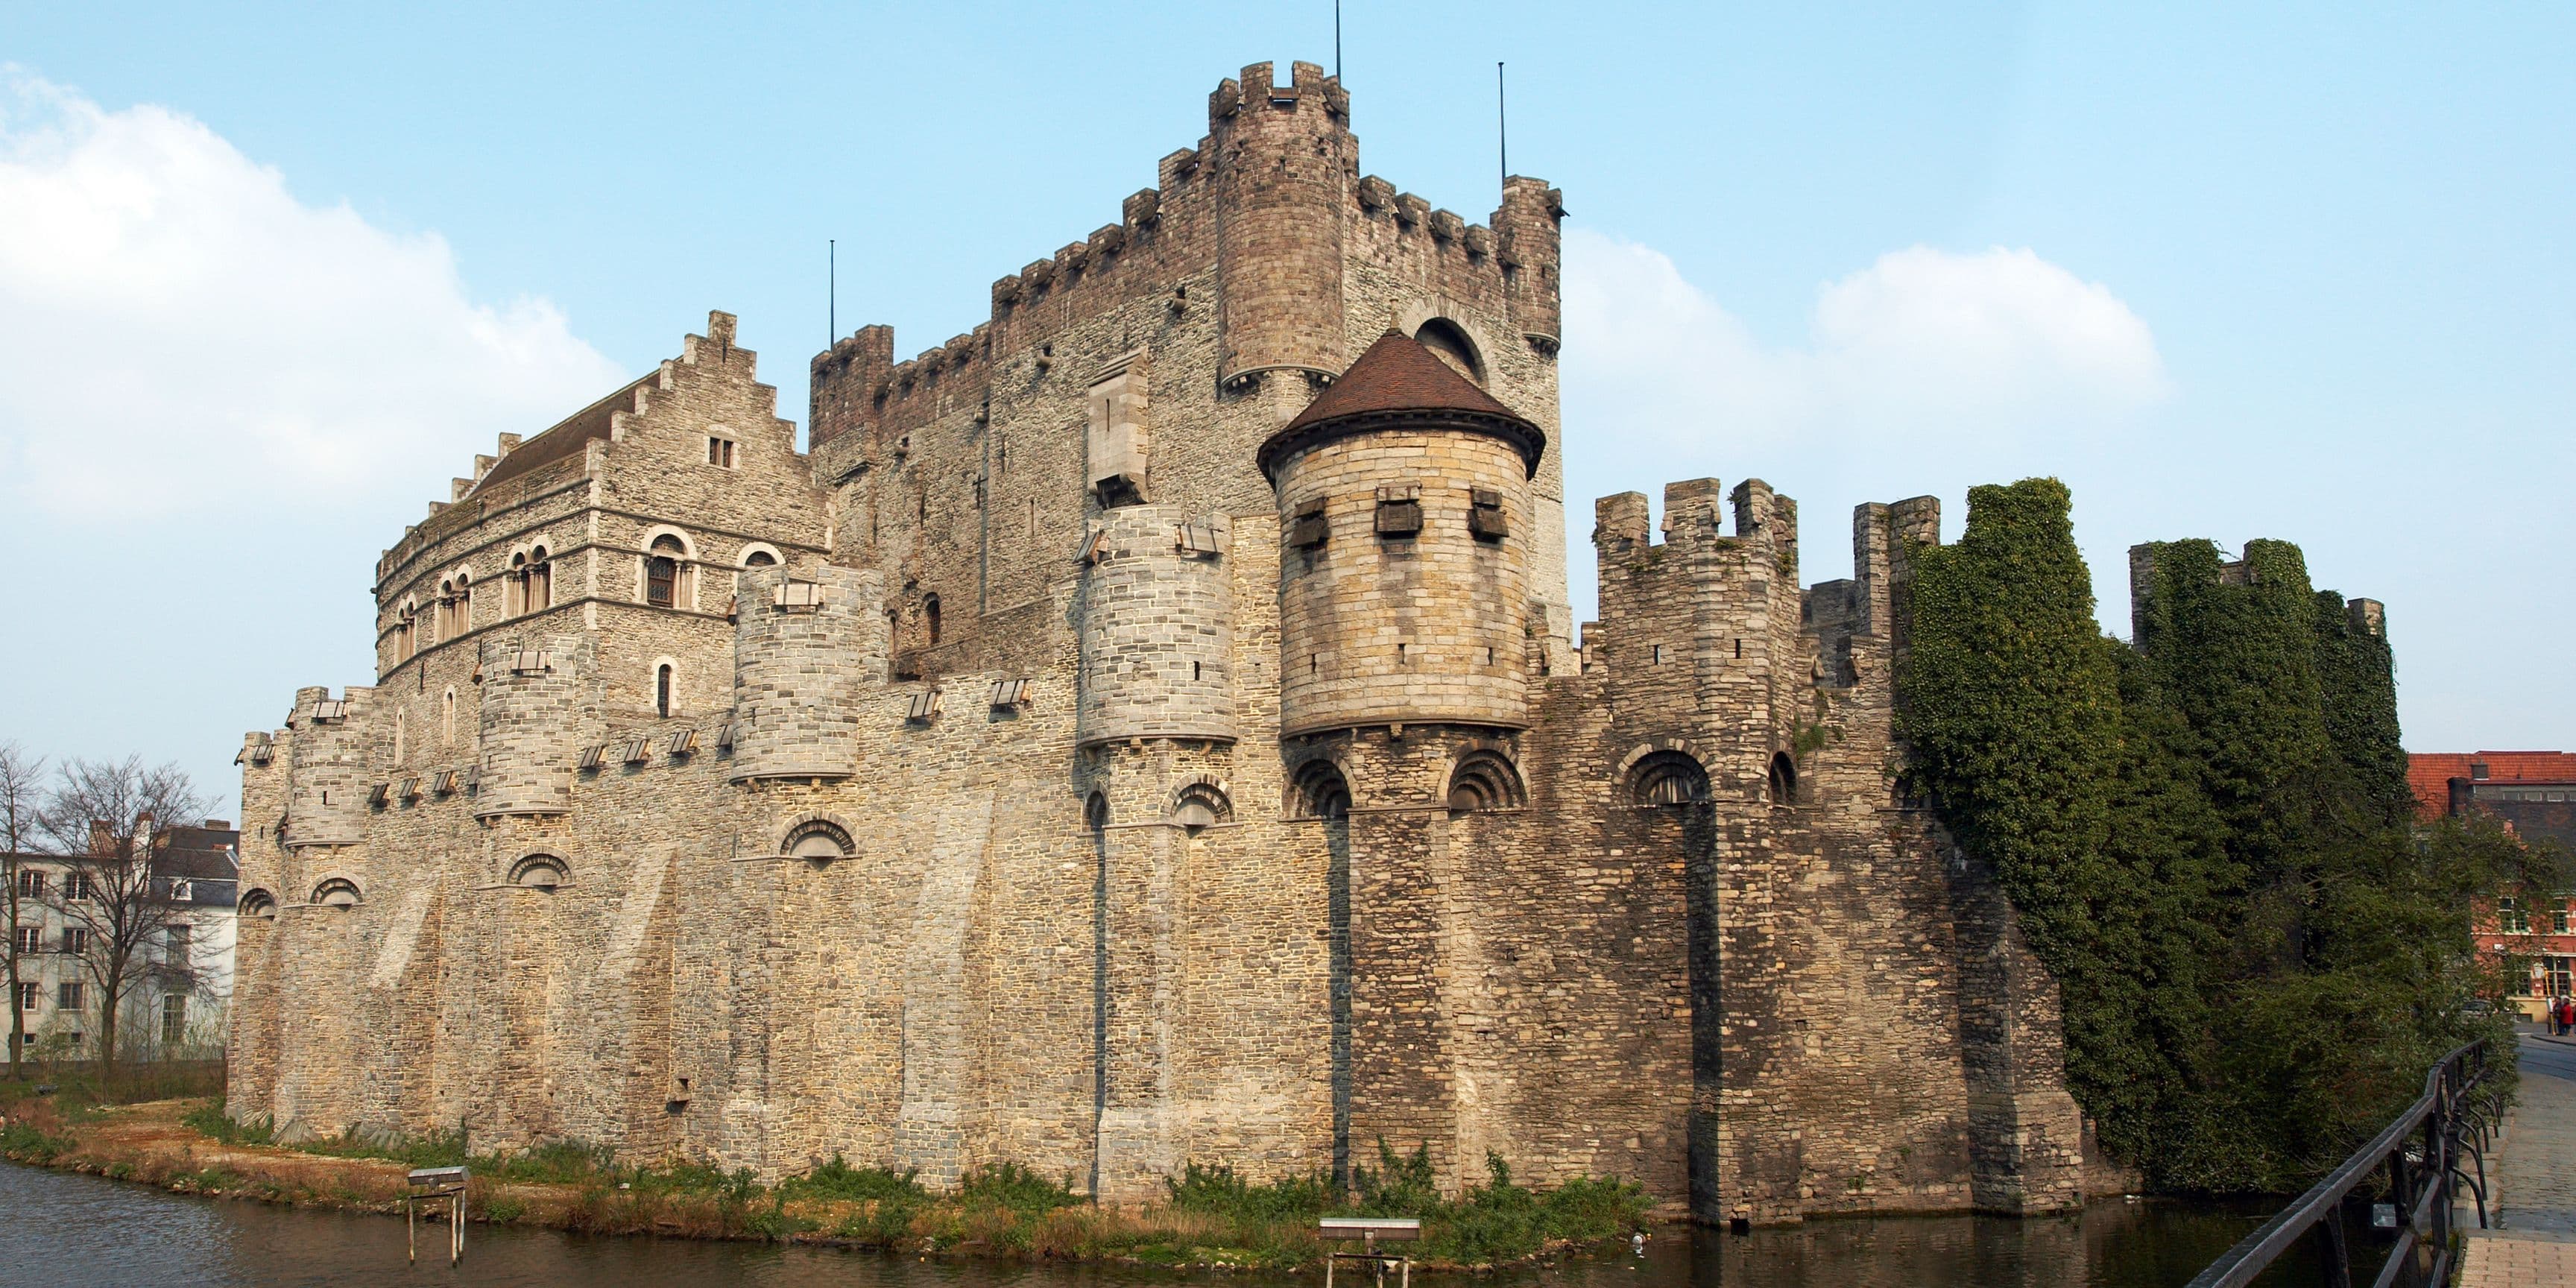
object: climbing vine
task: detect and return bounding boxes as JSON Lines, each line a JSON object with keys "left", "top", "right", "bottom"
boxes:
{"left": 1898, "top": 479, "right": 2548, "bottom": 1193}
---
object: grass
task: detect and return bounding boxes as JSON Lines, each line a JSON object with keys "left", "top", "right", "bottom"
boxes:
{"left": 45, "top": 1094, "right": 1652, "bottom": 1269}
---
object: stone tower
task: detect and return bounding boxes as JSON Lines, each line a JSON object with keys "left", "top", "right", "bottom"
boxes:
{"left": 1261, "top": 329, "right": 1544, "bottom": 737}
{"left": 1213, "top": 60, "right": 1354, "bottom": 393}
{"left": 1077, "top": 505, "right": 1238, "bottom": 747}
{"left": 728, "top": 564, "right": 887, "bottom": 782}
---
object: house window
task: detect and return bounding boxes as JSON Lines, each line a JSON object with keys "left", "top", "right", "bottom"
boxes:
{"left": 165, "top": 924, "right": 191, "bottom": 959}
{"left": 657, "top": 664, "right": 675, "bottom": 719}
{"left": 646, "top": 537, "right": 686, "bottom": 608}
{"left": 15, "top": 984, "right": 34, "bottom": 1011}
{"left": 161, "top": 994, "right": 186, "bottom": 1044}
{"left": 16, "top": 870, "right": 44, "bottom": 898}
{"left": 707, "top": 437, "right": 737, "bottom": 467}
{"left": 13, "top": 927, "right": 40, "bottom": 955}
{"left": 2560, "top": 903, "right": 2574, "bottom": 935}
{"left": 60, "top": 928, "right": 86, "bottom": 954}
{"left": 2501, "top": 897, "right": 2530, "bottom": 935}
{"left": 66, "top": 874, "right": 94, "bottom": 900}
{"left": 57, "top": 982, "right": 83, "bottom": 1010}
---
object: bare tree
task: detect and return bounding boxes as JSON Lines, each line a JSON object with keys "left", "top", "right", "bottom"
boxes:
{"left": 37, "top": 756, "right": 211, "bottom": 1078}
{"left": 0, "top": 742, "right": 44, "bottom": 1080}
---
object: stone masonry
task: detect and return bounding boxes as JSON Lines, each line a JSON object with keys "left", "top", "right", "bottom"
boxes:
{"left": 227, "top": 62, "right": 2089, "bottom": 1223}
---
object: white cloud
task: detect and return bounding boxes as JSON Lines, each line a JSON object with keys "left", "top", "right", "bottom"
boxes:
{"left": 1562, "top": 230, "right": 2168, "bottom": 455}
{"left": 0, "top": 72, "right": 625, "bottom": 517}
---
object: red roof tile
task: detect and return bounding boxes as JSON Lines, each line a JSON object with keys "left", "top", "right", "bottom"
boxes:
{"left": 1259, "top": 330, "right": 1543, "bottom": 481}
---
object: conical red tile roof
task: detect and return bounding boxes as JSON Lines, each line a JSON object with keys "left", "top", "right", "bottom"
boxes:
{"left": 1259, "top": 330, "right": 1544, "bottom": 481}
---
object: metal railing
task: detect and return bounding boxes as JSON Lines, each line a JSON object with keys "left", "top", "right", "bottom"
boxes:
{"left": 2184, "top": 1038, "right": 2506, "bottom": 1288}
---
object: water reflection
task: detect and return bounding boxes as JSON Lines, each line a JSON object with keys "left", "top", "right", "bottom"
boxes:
{"left": 0, "top": 1161, "right": 2292, "bottom": 1287}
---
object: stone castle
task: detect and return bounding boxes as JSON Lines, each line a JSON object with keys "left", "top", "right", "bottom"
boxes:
{"left": 227, "top": 61, "right": 2089, "bottom": 1223}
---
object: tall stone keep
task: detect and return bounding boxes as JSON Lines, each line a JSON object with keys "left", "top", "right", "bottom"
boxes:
{"left": 1078, "top": 505, "right": 1237, "bottom": 747}
{"left": 729, "top": 564, "right": 886, "bottom": 781}
{"left": 474, "top": 635, "right": 591, "bottom": 818}
{"left": 1263, "top": 330, "right": 1544, "bottom": 737}
{"left": 285, "top": 686, "right": 369, "bottom": 848}
{"left": 1213, "top": 60, "right": 1352, "bottom": 391}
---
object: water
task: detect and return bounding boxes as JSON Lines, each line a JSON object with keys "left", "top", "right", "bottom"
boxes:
{"left": 0, "top": 1161, "right": 2295, "bottom": 1287}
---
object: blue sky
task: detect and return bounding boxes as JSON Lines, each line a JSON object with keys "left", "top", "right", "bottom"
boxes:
{"left": 2, "top": 2, "right": 2568, "bottom": 815}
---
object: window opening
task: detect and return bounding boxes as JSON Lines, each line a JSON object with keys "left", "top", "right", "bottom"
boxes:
{"left": 647, "top": 536, "right": 684, "bottom": 608}
{"left": 528, "top": 547, "right": 552, "bottom": 610}
{"left": 1292, "top": 760, "right": 1354, "bottom": 821}
{"left": 924, "top": 594, "right": 942, "bottom": 646}
{"left": 161, "top": 994, "right": 186, "bottom": 1044}
{"left": 1631, "top": 751, "right": 1712, "bottom": 806}
{"left": 743, "top": 549, "right": 777, "bottom": 567}
{"left": 707, "top": 436, "right": 736, "bottom": 467}
{"left": 657, "top": 664, "right": 674, "bottom": 719}
{"left": 1446, "top": 752, "right": 1527, "bottom": 814}
{"left": 1768, "top": 751, "right": 1799, "bottom": 806}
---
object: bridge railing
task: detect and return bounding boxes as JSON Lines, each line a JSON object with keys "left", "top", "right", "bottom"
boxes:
{"left": 2183, "top": 1038, "right": 2506, "bottom": 1288}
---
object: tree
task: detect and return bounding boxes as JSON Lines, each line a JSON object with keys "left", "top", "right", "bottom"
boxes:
{"left": 36, "top": 756, "right": 212, "bottom": 1078}
{"left": 0, "top": 742, "right": 44, "bottom": 1081}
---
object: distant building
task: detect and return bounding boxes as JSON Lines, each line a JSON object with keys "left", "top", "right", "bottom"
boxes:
{"left": 4, "top": 818, "right": 239, "bottom": 1059}
{"left": 2412, "top": 751, "right": 2576, "bottom": 1018}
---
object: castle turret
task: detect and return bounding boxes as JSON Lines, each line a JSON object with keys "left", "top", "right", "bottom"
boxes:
{"left": 729, "top": 565, "right": 886, "bottom": 781}
{"left": 1263, "top": 330, "right": 1544, "bottom": 737}
{"left": 1494, "top": 176, "right": 1566, "bottom": 350}
{"left": 285, "top": 686, "right": 370, "bottom": 849}
{"left": 474, "top": 634, "right": 593, "bottom": 818}
{"left": 1213, "top": 60, "right": 1353, "bottom": 392}
{"left": 1079, "top": 506, "right": 1237, "bottom": 746}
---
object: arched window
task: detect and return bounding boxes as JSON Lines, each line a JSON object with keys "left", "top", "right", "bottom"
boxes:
{"left": 441, "top": 688, "right": 456, "bottom": 746}
{"left": 783, "top": 819, "right": 855, "bottom": 867}
{"left": 508, "top": 854, "right": 568, "bottom": 889}
{"left": 435, "top": 580, "right": 456, "bottom": 642}
{"left": 1446, "top": 751, "right": 1527, "bottom": 814}
{"left": 1086, "top": 792, "right": 1111, "bottom": 831}
{"left": 508, "top": 552, "right": 528, "bottom": 615}
{"left": 656, "top": 664, "right": 674, "bottom": 719}
{"left": 394, "top": 708, "right": 407, "bottom": 763}
{"left": 239, "top": 889, "right": 277, "bottom": 921}
{"left": 1768, "top": 751, "right": 1799, "bottom": 806}
{"left": 743, "top": 549, "right": 777, "bottom": 567}
{"left": 924, "top": 593, "right": 942, "bottom": 646}
{"left": 1414, "top": 318, "right": 1484, "bottom": 385}
{"left": 1291, "top": 760, "right": 1353, "bottom": 821}
{"left": 528, "top": 546, "right": 552, "bottom": 610}
{"left": 646, "top": 537, "right": 684, "bottom": 608}
{"left": 1173, "top": 780, "right": 1234, "bottom": 831}
{"left": 453, "top": 572, "right": 473, "bottom": 635}
{"left": 1631, "top": 751, "right": 1712, "bottom": 806}
{"left": 397, "top": 600, "right": 419, "bottom": 661}
{"left": 311, "top": 878, "right": 362, "bottom": 909}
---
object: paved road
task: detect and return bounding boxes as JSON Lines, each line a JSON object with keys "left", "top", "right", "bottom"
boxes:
{"left": 2460, "top": 1031, "right": 2576, "bottom": 1287}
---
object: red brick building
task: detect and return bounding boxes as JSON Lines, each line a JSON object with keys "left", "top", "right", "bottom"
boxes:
{"left": 2412, "top": 751, "right": 2576, "bottom": 1017}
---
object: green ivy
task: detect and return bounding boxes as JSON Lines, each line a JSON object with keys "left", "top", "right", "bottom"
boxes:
{"left": 1898, "top": 479, "right": 2549, "bottom": 1193}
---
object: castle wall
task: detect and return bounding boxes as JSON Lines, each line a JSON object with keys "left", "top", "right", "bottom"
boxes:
{"left": 231, "top": 61, "right": 2086, "bottom": 1227}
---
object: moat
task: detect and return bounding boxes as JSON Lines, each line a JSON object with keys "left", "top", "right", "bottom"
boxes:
{"left": 4, "top": 1161, "right": 2305, "bottom": 1287}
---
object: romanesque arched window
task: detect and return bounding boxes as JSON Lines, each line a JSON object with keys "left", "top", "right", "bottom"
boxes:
{"left": 508, "top": 854, "right": 568, "bottom": 889}
{"left": 1290, "top": 760, "right": 1353, "bottom": 821}
{"left": 508, "top": 551, "right": 529, "bottom": 615}
{"left": 1768, "top": 751, "right": 1799, "bottom": 806}
{"left": 397, "top": 599, "right": 419, "bottom": 661}
{"left": 656, "top": 663, "right": 675, "bottom": 719}
{"left": 646, "top": 537, "right": 684, "bottom": 608}
{"left": 1446, "top": 751, "right": 1527, "bottom": 814}
{"left": 742, "top": 548, "right": 777, "bottom": 568}
{"left": 1414, "top": 318, "right": 1484, "bottom": 385}
{"left": 238, "top": 889, "right": 277, "bottom": 921}
{"left": 924, "top": 593, "right": 943, "bottom": 647}
{"left": 311, "top": 878, "right": 362, "bottom": 909}
{"left": 1173, "top": 779, "right": 1234, "bottom": 831}
{"left": 527, "top": 545, "right": 552, "bottom": 610}
{"left": 783, "top": 818, "right": 855, "bottom": 867}
{"left": 1630, "top": 751, "right": 1711, "bottom": 806}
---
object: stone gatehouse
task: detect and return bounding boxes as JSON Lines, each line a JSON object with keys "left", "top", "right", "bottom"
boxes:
{"left": 227, "top": 60, "right": 2086, "bottom": 1224}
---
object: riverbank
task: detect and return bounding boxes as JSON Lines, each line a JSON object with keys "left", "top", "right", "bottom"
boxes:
{"left": 0, "top": 1093, "right": 1647, "bottom": 1272}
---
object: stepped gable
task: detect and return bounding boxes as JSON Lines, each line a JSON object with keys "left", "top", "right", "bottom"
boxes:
{"left": 467, "top": 372, "right": 654, "bottom": 499}
{"left": 1257, "top": 329, "right": 1545, "bottom": 482}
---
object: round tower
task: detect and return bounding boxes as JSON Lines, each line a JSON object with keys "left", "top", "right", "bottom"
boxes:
{"left": 474, "top": 634, "right": 593, "bottom": 818}
{"left": 1262, "top": 330, "right": 1545, "bottom": 738}
{"left": 729, "top": 565, "right": 886, "bottom": 782}
{"left": 285, "top": 686, "right": 370, "bottom": 848}
{"left": 1212, "top": 60, "right": 1353, "bottom": 391}
{"left": 1079, "top": 505, "right": 1237, "bottom": 747}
